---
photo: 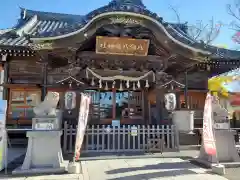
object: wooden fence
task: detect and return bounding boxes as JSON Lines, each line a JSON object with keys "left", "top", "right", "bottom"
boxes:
{"left": 62, "top": 122, "right": 179, "bottom": 154}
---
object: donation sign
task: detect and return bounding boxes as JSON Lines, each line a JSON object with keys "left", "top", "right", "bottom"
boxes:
{"left": 0, "top": 100, "right": 7, "bottom": 171}
{"left": 202, "top": 93, "right": 216, "bottom": 155}
{"left": 74, "top": 93, "right": 91, "bottom": 161}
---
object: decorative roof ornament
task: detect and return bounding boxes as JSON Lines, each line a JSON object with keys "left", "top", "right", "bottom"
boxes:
{"left": 29, "top": 42, "right": 53, "bottom": 50}
{"left": 159, "top": 80, "right": 185, "bottom": 90}
{"left": 109, "top": 0, "right": 146, "bottom": 9}
{"left": 56, "top": 64, "right": 84, "bottom": 86}
{"left": 109, "top": 16, "right": 142, "bottom": 25}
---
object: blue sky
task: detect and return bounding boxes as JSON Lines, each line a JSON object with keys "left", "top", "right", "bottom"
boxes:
{"left": 0, "top": 0, "right": 238, "bottom": 49}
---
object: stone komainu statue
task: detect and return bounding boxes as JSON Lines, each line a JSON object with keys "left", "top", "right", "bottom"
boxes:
{"left": 33, "top": 92, "right": 60, "bottom": 117}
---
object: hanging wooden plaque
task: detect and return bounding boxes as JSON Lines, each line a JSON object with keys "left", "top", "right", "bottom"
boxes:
{"left": 96, "top": 36, "right": 149, "bottom": 56}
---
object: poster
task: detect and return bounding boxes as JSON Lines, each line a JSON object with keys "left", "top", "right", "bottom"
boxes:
{"left": 0, "top": 100, "right": 7, "bottom": 171}
{"left": 74, "top": 93, "right": 91, "bottom": 161}
{"left": 202, "top": 93, "right": 216, "bottom": 155}
{"left": 112, "top": 120, "right": 120, "bottom": 127}
{"left": 131, "top": 126, "right": 138, "bottom": 136}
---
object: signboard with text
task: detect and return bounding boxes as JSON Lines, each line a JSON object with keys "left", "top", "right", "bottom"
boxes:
{"left": 74, "top": 93, "right": 91, "bottom": 161}
{"left": 96, "top": 36, "right": 149, "bottom": 56}
{"left": 202, "top": 93, "right": 216, "bottom": 155}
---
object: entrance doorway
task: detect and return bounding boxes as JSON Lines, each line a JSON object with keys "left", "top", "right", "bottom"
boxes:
{"left": 85, "top": 90, "right": 144, "bottom": 125}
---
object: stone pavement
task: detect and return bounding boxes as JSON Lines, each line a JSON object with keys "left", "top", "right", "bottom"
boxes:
{"left": 0, "top": 157, "right": 229, "bottom": 180}
{"left": 0, "top": 150, "right": 230, "bottom": 180}
{"left": 0, "top": 174, "right": 83, "bottom": 180}
{"left": 81, "top": 157, "right": 228, "bottom": 180}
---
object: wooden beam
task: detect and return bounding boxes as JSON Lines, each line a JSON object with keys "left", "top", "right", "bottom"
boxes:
{"left": 0, "top": 84, "right": 39, "bottom": 88}
{"left": 78, "top": 51, "right": 167, "bottom": 63}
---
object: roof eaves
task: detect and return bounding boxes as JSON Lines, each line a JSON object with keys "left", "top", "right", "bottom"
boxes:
{"left": 0, "top": 29, "right": 13, "bottom": 35}
{"left": 16, "top": 15, "right": 38, "bottom": 36}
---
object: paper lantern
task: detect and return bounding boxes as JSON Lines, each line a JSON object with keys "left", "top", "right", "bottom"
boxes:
{"left": 164, "top": 93, "right": 176, "bottom": 111}
{"left": 65, "top": 91, "right": 76, "bottom": 110}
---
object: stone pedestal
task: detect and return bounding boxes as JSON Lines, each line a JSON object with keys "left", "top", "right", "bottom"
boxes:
{"left": 194, "top": 129, "right": 240, "bottom": 168}
{"left": 12, "top": 130, "right": 66, "bottom": 174}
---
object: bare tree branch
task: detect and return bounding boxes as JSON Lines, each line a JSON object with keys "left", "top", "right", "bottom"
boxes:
{"left": 169, "top": 5, "right": 181, "bottom": 23}
{"left": 227, "top": 1, "right": 240, "bottom": 21}
{"left": 226, "top": 0, "right": 240, "bottom": 44}
{"left": 169, "top": 6, "right": 222, "bottom": 45}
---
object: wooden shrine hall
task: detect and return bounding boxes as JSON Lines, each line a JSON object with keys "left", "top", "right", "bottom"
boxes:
{"left": 0, "top": 0, "right": 240, "bottom": 127}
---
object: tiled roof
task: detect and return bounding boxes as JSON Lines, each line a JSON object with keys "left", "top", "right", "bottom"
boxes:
{"left": 0, "top": 8, "right": 84, "bottom": 47}
{"left": 0, "top": 29, "right": 13, "bottom": 35}
{"left": 0, "top": 0, "right": 240, "bottom": 60}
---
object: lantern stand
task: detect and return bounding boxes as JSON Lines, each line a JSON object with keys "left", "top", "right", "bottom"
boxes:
{"left": 160, "top": 80, "right": 185, "bottom": 125}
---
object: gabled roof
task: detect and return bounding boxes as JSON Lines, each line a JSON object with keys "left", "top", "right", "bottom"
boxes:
{"left": 0, "top": 0, "right": 239, "bottom": 60}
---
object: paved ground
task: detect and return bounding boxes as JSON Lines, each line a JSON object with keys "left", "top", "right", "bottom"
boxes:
{"left": 81, "top": 157, "right": 228, "bottom": 180}
{"left": 0, "top": 174, "right": 83, "bottom": 180}
{"left": 3, "top": 149, "right": 240, "bottom": 180}
{"left": 0, "top": 156, "right": 228, "bottom": 180}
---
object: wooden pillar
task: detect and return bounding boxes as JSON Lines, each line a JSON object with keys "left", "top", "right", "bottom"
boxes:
{"left": 184, "top": 71, "right": 189, "bottom": 109}
{"left": 156, "top": 88, "right": 165, "bottom": 125}
{"left": 41, "top": 62, "right": 48, "bottom": 101}
{"left": 3, "top": 60, "right": 9, "bottom": 100}
{"left": 142, "top": 89, "right": 149, "bottom": 124}
{"left": 176, "top": 91, "right": 180, "bottom": 109}
{"left": 112, "top": 88, "right": 116, "bottom": 119}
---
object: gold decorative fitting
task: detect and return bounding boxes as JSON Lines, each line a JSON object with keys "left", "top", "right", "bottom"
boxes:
{"left": 29, "top": 42, "right": 53, "bottom": 50}
{"left": 109, "top": 16, "right": 142, "bottom": 25}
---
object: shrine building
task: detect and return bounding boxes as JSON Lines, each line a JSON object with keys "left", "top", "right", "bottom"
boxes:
{"left": 0, "top": 0, "right": 240, "bottom": 128}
